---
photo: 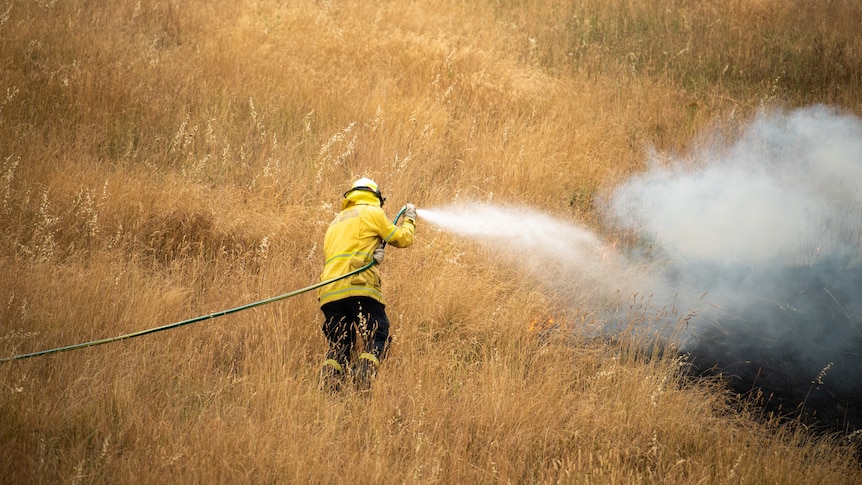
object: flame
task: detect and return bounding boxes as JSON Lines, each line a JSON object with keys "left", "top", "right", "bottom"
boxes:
{"left": 528, "top": 317, "right": 556, "bottom": 335}
{"left": 598, "top": 239, "right": 619, "bottom": 262}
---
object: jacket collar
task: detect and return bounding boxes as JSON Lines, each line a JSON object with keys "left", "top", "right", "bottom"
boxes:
{"left": 341, "top": 189, "right": 381, "bottom": 210}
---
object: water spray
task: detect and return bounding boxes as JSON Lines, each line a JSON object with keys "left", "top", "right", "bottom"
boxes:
{"left": 417, "top": 203, "right": 603, "bottom": 258}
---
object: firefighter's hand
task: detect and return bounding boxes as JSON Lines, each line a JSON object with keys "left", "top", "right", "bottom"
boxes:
{"left": 403, "top": 203, "right": 417, "bottom": 222}
{"left": 373, "top": 246, "right": 385, "bottom": 264}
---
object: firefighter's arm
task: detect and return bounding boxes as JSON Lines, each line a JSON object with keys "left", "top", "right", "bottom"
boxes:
{"left": 374, "top": 207, "right": 414, "bottom": 248}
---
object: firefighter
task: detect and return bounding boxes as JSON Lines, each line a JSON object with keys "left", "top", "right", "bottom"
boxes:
{"left": 317, "top": 178, "right": 416, "bottom": 391}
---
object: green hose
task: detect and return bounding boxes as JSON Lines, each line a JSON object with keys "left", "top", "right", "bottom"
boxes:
{"left": 0, "top": 207, "right": 408, "bottom": 363}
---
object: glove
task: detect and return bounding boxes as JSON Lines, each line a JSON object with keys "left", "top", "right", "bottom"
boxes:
{"left": 403, "top": 203, "right": 417, "bottom": 223}
{"left": 372, "top": 246, "right": 385, "bottom": 264}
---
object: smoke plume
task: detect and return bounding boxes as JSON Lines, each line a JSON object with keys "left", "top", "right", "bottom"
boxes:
{"left": 603, "top": 105, "right": 862, "bottom": 432}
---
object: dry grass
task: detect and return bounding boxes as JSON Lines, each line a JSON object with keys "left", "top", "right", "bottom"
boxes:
{"left": 1, "top": 0, "right": 861, "bottom": 483}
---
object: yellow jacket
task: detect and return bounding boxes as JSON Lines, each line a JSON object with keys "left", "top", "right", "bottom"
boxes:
{"left": 318, "top": 190, "right": 415, "bottom": 306}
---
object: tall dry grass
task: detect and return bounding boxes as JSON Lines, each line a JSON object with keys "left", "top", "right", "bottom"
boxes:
{"left": 1, "top": 0, "right": 861, "bottom": 482}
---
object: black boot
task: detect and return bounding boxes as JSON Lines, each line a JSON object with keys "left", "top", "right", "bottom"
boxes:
{"left": 319, "top": 358, "right": 345, "bottom": 393}
{"left": 353, "top": 352, "right": 379, "bottom": 391}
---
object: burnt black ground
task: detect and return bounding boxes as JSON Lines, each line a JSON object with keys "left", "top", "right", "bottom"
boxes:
{"left": 681, "top": 262, "right": 862, "bottom": 434}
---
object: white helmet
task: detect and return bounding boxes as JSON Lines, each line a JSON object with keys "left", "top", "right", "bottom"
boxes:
{"left": 344, "top": 177, "right": 385, "bottom": 206}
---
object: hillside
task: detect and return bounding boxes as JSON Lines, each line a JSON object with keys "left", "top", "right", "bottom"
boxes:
{"left": 1, "top": 0, "right": 861, "bottom": 482}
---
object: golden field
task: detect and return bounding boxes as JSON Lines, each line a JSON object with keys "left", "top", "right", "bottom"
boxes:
{"left": 1, "top": 0, "right": 861, "bottom": 483}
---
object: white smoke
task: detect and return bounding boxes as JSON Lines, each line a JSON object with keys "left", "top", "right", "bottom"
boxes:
{"left": 603, "top": 105, "right": 862, "bottom": 425}
{"left": 604, "top": 105, "right": 862, "bottom": 322}
{"left": 606, "top": 105, "right": 862, "bottom": 268}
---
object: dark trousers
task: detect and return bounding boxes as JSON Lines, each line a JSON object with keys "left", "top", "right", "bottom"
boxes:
{"left": 321, "top": 296, "right": 391, "bottom": 368}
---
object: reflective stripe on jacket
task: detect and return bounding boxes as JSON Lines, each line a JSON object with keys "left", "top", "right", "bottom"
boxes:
{"left": 317, "top": 190, "right": 415, "bottom": 306}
